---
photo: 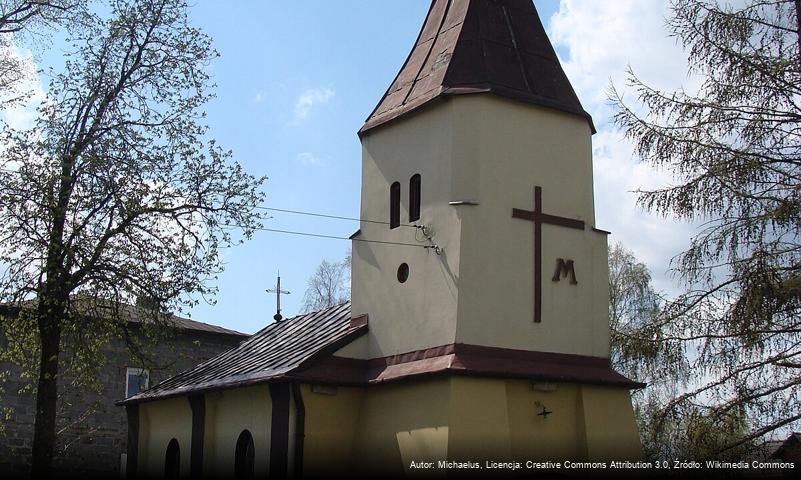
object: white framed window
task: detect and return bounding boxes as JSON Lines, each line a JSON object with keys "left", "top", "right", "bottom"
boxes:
{"left": 126, "top": 367, "right": 149, "bottom": 398}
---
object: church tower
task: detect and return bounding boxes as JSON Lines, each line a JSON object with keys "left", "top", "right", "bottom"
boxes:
{"left": 352, "top": 0, "right": 609, "bottom": 358}
{"left": 347, "top": 0, "right": 644, "bottom": 467}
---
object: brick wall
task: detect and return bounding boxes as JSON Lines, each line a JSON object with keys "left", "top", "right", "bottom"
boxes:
{"left": 0, "top": 326, "right": 245, "bottom": 478}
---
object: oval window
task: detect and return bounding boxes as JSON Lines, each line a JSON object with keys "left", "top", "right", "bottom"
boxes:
{"left": 397, "top": 263, "right": 410, "bottom": 283}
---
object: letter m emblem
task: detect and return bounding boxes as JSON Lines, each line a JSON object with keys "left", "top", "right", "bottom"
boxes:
{"left": 552, "top": 258, "right": 578, "bottom": 285}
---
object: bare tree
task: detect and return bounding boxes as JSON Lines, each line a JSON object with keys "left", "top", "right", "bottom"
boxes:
{"left": 0, "top": 0, "right": 265, "bottom": 473}
{"left": 301, "top": 256, "right": 349, "bottom": 313}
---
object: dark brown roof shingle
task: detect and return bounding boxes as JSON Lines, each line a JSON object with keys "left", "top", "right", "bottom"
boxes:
{"left": 0, "top": 299, "right": 247, "bottom": 337}
{"left": 360, "top": 0, "right": 594, "bottom": 136}
{"left": 118, "top": 303, "right": 248, "bottom": 337}
{"left": 122, "top": 302, "right": 363, "bottom": 404}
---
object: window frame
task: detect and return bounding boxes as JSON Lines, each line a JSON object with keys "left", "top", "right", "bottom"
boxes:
{"left": 409, "top": 173, "right": 421, "bottom": 222}
{"left": 126, "top": 367, "right": 150, "bottom": 398}
{"left": 390, "top": 181, "right": 401, "bottom": 229}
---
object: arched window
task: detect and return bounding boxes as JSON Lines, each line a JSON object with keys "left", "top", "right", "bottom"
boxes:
{"left": 234, "top": 430, "right": 255, "bottom": 480}
{"left": 164, "top": 438, "right": 180, "bottom": 480}
{"left": 409, "top": 173, "right": 421, "bottom": 222}
{"left": 390, "top": 181, "right": 401, "bottom": 229}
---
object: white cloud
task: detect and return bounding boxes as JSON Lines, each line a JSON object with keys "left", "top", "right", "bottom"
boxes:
{"left": 0, "top": 44, "right": 45, "bottom": 131}
{"left": 590, "top": 129, "right": 696, "bottom": 296}
{"left": 0, "top": 44, "right": 45, "bottom": 172}
{"left": 550, "top": 0, "right": 700, "bottom": 128}
{"left": 254, "top": 91, "right": 264, "bottom": 103}
{"left": 295, "top": 152, "right": 325, "bottom": 167}
{"left": 547, "top": 0, "right": 702, "bottom": 296}
{"left": 288, "top": 87, "right": 334, "bottom": 126}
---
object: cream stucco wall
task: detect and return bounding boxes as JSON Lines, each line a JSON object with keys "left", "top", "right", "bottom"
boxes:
{"left": 203, "top": 385, "right": 271, "bottom": 478}
{"left": 332, "top": 334, "right": 368, "bottom": 359}
{"left": 299, "top": 376, "right": 640, "bottom": 475}
{"left": 454, "top": 95, "right": 609, "bottom": 357}
{"left": 354, "top": 94, "right": 610, "bottom": 360}
{"left": 353, "top": 377, "right": 451, "bottom": 476}
{"left": 445, "top": 377, "right": 642, "bottom": 461}
{"left": 354, "top": 102, "right": 462, "bottom": 359}
{"left": 301, "top": 384, "right": 365, "bottom": 476}
{"left": 300, "top": 378, "right": 453, "bottom": 476}
{"left": 578, "top": 385, "right": 643, "bottom": 461}
{"left": 138, "top": 397, "right": 192, "bottom": 478}
{"left": 135, "top": 376, "right": 641, "bottom": 476}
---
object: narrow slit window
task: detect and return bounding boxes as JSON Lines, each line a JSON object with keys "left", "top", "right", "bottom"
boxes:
{"left": 390, "top": 181, "right": 401, "bottom": 229}
{"left": 409, "top": 174, "right": 421, "bottom": 222}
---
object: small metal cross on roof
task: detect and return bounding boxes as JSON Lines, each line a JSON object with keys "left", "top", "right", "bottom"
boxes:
{"left": 266, "top": 271, "right": 290, "bottom": 322}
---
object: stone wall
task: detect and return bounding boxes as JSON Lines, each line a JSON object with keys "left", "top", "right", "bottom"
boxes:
{"left": 0, "top": 326, "right": 245, "bottom": 478}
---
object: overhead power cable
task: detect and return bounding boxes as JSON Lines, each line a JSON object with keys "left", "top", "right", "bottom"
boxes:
{"left": 224, "top": 224, "right": 434, "bottom": 250}
{"left": 254, "top": 205, "right": 418, "bottom": 229}
{"left": 0, "top": 168, "right": 422, "bottom": 230}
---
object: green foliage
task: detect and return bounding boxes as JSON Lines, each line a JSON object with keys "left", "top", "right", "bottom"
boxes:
{"left": 612, "top": 0, "right": 801, "bottom": 456}
{"left": 0, "top": 310, "right": 39, "bottom": 391}
{"left": 0, "top": 0, "right": 266, "bottom": 342}
{"left": 0, "top": 0, "right": 266, "bottom": 468}
{"left": 635, "top": 395, "right": 754, "bottom": 461}
{"left": 0, "top": 1, "right": 89, "bottom": 106}
{"left": 609, "top": 243, "right": 668, "bottom": 380}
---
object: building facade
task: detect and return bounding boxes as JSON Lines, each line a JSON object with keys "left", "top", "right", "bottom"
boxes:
{"left": 0, "top": 313, "right": 246, "bottom": 478}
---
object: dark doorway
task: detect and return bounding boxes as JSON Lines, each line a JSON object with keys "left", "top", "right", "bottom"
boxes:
{"left": 164, "top": 438, "right": 180, "bottom": 479}
{"left": 235, "top": 430, "right": 255, "bottom": 479}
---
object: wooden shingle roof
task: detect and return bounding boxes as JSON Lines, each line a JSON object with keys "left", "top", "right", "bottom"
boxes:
{"left": 122, "top": 302, "right": 364, "bottom": 404}
{"left": 0, "top": 299, "right": 247, "bottom": 337}
{"left": 119, "top": 303, "right": 248, "bottom": 337}
{"left": 121, "top": 301, "right": 643, "bottom": 406}
{"left": 359, "top": 0, "right": 594, "bottom": 136}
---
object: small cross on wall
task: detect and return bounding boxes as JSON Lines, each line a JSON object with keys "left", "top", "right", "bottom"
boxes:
{"left": 536, "top": 403, "right": 553, "bottom": 419}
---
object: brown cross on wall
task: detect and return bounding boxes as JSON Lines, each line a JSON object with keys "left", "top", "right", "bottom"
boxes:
{"left": 512, "top": 186, "right": 585, "bottom": 323}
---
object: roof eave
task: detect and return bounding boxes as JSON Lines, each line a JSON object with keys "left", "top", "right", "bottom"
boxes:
{"left": 358, "top": 88, "right": 596, "bottom": 138}
{"left": 119, "top": 320, "right": 369, "bottom": 406}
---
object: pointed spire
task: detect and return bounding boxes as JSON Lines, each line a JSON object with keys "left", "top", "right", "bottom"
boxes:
{"left": 359, "top": 0, "right": 594, "bottom": 136}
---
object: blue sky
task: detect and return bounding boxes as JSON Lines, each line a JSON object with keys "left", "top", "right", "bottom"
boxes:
{"left": 4, "top": 1, "right": 699, "bottom": 334}
{"left": 182, "top": 1, "right": 571, "bottom": 332}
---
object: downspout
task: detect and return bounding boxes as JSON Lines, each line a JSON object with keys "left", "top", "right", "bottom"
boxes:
{"left": 125, "top": 404, "right": 139, "bottom": 479}
{"left": 188, "top": 394, "right": 206, "bottom": 480}
{"left": 291, "top": 382, "right": 306, "bottom": 477}
{"left": 268, "top": 383, "right": 290, "bottom": 478}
